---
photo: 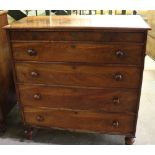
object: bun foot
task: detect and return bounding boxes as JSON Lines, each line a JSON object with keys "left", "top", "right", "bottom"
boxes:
{"left": 0, "top": 121, "right": 6, "bottom": 133}
{"left": 24, "top": 126, "right": 33, "bottom": 140}
{"left": 125, "top": 136, "right": 135, "bottom": 145}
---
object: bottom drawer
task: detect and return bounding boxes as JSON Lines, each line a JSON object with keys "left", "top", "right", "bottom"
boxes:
{"left": 23, "top": 106, "right": 136, "bottom": 134}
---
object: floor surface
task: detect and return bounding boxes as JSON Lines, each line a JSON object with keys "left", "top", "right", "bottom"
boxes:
{"left": 0, "top": 56, "right": 155, "bottom": 145}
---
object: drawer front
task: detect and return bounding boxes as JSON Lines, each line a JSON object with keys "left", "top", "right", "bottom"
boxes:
{"left": 12, "top": 42, "right": 143, "bottom": 65}
{"left": 15, "top": 63, "right": 141, "bottom": 88}
{"left": 10, "top": 31, "right": 145, "bottom": 43}
{"left": 23, "top": 106, "right": 136, "bottom": 134}
{"left": 18, "top": 85, "right": 138, "bottom": 113}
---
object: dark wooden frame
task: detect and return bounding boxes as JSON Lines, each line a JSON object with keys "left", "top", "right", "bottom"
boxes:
{"left": 0, "top": 11, "right": 16, "bottom": 132}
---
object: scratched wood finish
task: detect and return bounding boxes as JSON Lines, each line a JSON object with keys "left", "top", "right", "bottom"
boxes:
{"left": 18, "top": 84, "right": 139, "bottom": 113}
{"left": 0, "top": 11, "right": 16, "bottom": 131}
{"left": 12, "top": 42, "right": 143, "bottom": 65}
{"left": 23, "top": 106, "right": 136, "bottom": 134}
{"left": 15, "top": 63, "right": 141, "bottom": 88}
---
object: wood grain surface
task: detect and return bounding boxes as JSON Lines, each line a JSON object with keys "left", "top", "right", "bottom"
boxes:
{"left": 0, "top": 11, "right": 16, "bottom": 130}
{"left": 12, "top": 42, "right": 143, "bottom": 65}
{"left": 4, "top": 15, "right": 150, "bottom": 29}
{"left": 18, "top": 84, "right": 139, "bottom": 113}
{"left": 23, "top": 106, "right": 136, "bottom": 134}
{"left": 15, "top": 62, "right": 141, "bottom": 88}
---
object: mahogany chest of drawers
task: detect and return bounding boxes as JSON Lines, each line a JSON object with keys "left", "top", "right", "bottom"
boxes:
{"left": 5, "top": 15, "right": 150, "bottom": 144}
{"left": 0, "top": 11, "right": 16, "bottom": 132}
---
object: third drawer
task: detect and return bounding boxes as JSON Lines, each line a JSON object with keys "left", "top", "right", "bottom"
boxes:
{"left": 18, "top": 84, "right": 139, "bottom": 113}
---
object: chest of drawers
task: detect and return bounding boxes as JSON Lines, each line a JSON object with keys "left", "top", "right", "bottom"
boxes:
{"left": 5, "top": 15, "right": 150, "bottom": 144}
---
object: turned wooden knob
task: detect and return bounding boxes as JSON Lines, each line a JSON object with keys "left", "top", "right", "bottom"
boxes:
{"left": 114, "top": 73, "right": 123, "bottom": 81}
{"left": 27, "top": 49, "right": 37, "bottom": 56}
{"left": 112, "top": 120, "right": 119, "bottom": 128}
{"left": 33, "top": 94, "right": 41, "bottom": 100}
{"left": 115, "top": 50, "right": 125, "bottom": 57}
{"left": 36, "top": 115, "right": 44, "bottom": 122}
{"left": 31, "top": 71, "right": 39, "bottom": 77}
{"left": 113, "top": 97, "right": 120, "bottom": 104}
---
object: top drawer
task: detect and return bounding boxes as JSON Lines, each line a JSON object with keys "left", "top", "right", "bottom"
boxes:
{"left": 12, "top": 42, "right": 143, "bottom": 65}
{"left": 9, "top": 30, "right": 145, "bottom": 43}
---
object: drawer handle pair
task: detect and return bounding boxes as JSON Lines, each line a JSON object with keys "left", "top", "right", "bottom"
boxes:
{"left": 27, "top": 49, "right": 37, "bottom": 56}
{"left": 31, "top": 72, "right": 123, "bottom": 81}
{"left": 27, "top": 49, "right": 125, "bottom": 57}
{"left": 115, "top": 50, "right": 126, "bottom": 57}
{"left": 112, "top": 120, "right": 119, "bottom": 128}
{"left": 36, "top": 115, "right": 44, "bottom": 122}
{"left": 113, "top": 73, "right": 123, "bottom": 81}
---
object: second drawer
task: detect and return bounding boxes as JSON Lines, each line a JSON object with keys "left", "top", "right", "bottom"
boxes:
{"left": 15, "top": 62, "right": 141, "bottom": 88}
{"left": 18, "top": 84, "right": 139, "bottom": 113}
{"left": 12, "top": 42, "right": 143, "bottom": 65}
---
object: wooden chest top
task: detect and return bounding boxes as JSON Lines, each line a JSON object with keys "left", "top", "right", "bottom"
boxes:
{"left": 4, "top": 15, "right": 150, "bottom": 30}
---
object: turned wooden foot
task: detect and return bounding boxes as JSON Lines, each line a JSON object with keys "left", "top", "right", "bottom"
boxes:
{"left": 0, "top": 120, "right": 6, "bottom": 133}
{"left": 125, "top": 136, "right": 135, "bottom": 145}
{"left": 24, "top": 126, "right": 33, "bottom": 140}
